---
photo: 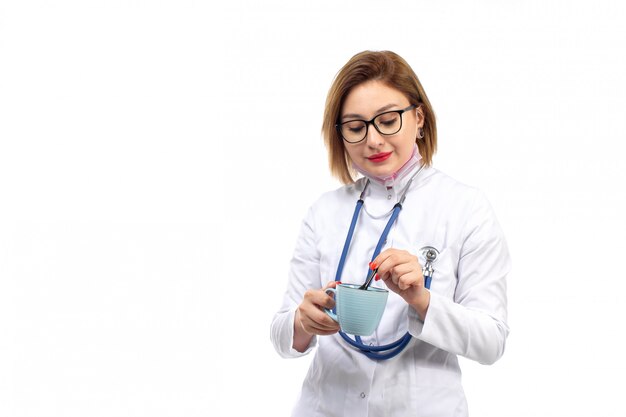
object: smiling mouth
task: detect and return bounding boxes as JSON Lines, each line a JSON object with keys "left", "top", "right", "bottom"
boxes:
{"left": 367, "top": 152, "right": 392, "bottom": 163}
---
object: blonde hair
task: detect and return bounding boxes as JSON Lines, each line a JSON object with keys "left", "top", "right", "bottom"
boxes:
{"left": 322, "top": 50, "right": 437, "bottom": 184}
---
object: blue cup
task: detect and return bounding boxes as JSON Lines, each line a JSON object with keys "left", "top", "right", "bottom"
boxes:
{"left": 323, "top": 283, "right": 389, "bottom": 336}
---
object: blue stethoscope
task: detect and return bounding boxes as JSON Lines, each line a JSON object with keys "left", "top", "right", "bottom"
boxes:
{"left": 333, "top": 164, "right": 438, "bottom": 360}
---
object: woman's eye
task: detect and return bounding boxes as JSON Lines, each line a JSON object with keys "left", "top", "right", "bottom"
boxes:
{"left": 344, "top": 122, "right": 365, "bottom": 133}
{"left": 378, "top": 114, "right": 399, "bottom": 126}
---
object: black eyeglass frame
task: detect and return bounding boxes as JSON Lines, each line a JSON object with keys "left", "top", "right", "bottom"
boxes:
{"left": 335, "top": 104, "right": 417, "bottom": 144}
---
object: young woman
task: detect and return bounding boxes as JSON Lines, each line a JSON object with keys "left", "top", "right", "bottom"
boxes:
{"left": 271, "top": 50, "right": 510, "bottom": 417}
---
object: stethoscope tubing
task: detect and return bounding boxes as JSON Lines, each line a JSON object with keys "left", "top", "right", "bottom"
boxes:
{"left": 332, "top": 165, "right": 430, "bottom": 360}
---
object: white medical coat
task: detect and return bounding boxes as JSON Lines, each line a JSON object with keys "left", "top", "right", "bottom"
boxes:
{"left": 270, "top": 164, "right": 510, "bottom": 417}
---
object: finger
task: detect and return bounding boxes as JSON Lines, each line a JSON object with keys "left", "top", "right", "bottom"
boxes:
{"left": 377, "top": 251, "right": 421, "bottom": 281}
{"left": 375, "top": 251, "right": 408, "bottom": 279}
{"left": 300, "top": 302, "right": 340, "bottom": 329}
{"left": 315, "top": 292, "right": 337, "bottom": 310}
{"left": 318, "top": 288, "right": 339, "bottom": 310}
{"left": 324, "top": 280, "right": 340, "bottom": 290}
{"left": 380, "top": 273, "right": 399, "bottom": 291}
{"left": 302, "top": 312, "right": 340, "bottom": 334}
{"left": 305, "top": 318, "right": 340, "bottom": 334}
{"left": 391, "top": 262, "right": 420, "bottom": 282}
{"left": 304, "top": 288, "right": 337, "bottom": 310}
{"left": 310, "top": 309, "right": 341, "bottom": 330}
{"left": 372, "top": 248, "right": 411, "bottom": 270}
{"left": 370, "top": 249, "right": 395, "bottom": 272}
{"left": 378, "top": 265, "right": 412, "bottom": 287}
{"left": 396, "top": 271, "right": 419, "bottom": 290}
{"left": 377, "top": 257, "right": 399, "bottom": 285}
{"left": 305, "top": 324, "right": 339, "bottom": 336}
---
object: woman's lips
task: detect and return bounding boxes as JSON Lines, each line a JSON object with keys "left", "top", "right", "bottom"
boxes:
{"left": 367, "top": 152, "right": 392, "bottom": 163}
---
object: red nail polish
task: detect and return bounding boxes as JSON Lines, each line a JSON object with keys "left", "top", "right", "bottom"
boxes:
{"left": 370, "top": 262, "right": 378, "bottom": 270}
{"left": 337, "top": 281, "right": 342, "bottom": 285}
{"left": 375, "top": 274, "right": 380, "bottom": 281}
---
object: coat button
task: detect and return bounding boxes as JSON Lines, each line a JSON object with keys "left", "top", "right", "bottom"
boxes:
{"left": 360, "top": 392, "right": 366, "bottom": 399}
{"left": 387, "top": 194, "right": 392, "bottom": 200}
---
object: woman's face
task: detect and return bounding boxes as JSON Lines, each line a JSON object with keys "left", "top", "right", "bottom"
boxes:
{"left": 340, "top": 80, "right": 423, "bottom": 179}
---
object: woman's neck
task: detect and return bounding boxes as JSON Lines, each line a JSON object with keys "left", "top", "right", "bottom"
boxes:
{"left": 352, "top": 144, "right": 422, "bottom": 188}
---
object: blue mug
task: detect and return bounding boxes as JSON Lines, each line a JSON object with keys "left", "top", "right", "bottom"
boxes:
{"left": 323, "top": 283, "right": 389, "bottom": 336}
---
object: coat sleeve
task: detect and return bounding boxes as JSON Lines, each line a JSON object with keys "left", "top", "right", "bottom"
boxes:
{"left": 408, "top": 190, "right": 511, "bottom": 365}
{"left": 270, "top": 206, "right": 321, "bottom": 358}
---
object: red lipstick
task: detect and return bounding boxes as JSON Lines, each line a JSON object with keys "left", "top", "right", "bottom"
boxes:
{"left": 367, "top": 152, "right": 392, "bottom": 163}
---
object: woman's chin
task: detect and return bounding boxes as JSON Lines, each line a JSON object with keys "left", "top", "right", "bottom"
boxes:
{"left": 364, "top": 165, "right": 395, "bottom": 178}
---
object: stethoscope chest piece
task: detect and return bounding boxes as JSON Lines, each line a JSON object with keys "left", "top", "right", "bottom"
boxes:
{"left": 419, "top": 246, "right": 439, "bottom": 287}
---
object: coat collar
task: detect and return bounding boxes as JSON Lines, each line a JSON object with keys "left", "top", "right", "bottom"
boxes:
{"left": 351, "top": 144, "right": 423, "bottom": 190}
{"left": 353, "top": 144, "right": 428, "bottom": 195}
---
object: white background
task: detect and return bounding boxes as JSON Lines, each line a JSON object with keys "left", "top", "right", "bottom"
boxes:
{"left": 1, "top": 1, "right": 625, "bottom": 416}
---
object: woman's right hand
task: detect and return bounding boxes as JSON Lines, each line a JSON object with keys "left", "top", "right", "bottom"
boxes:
{"left": 293, "top": 281, "right": 341, "bottom": 351}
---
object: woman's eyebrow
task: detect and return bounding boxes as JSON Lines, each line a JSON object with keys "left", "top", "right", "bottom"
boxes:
{"left": 341, "top": 103, "right": 399, "bottom": 121}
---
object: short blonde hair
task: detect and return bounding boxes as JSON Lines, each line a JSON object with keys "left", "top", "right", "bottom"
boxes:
{"left": 322, "top": 51, "right": 437, "bottom": 184}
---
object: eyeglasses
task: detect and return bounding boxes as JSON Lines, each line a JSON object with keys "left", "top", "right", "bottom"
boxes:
{"left": 336, "top": 104, "right": 417, "bottom": 144}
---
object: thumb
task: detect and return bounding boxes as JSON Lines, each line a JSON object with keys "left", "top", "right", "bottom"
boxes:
{"left": 324, "top": 280, "right": 341, "bottom": 290}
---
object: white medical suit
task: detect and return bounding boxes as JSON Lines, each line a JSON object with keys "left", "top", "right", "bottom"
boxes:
{"left": 271, "top": 163, "right": 510, "bottom": 417}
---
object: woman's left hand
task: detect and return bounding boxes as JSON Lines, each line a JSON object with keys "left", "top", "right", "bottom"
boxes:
{"left": 372, "top": 248, "right": 430, "bottom": 320}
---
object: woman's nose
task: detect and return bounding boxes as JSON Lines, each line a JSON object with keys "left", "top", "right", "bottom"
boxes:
{"left": 365, "top": 124, "right": 384, "bottom": 147}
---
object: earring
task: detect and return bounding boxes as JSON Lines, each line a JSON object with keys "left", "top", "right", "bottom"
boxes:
{"left": 417, "top": 127, "right": 424, "bottom": 139}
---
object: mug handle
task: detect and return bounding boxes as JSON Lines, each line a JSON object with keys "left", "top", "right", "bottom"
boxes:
{"left": 323, "top": 287, "right": 338, "bottom": 322}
